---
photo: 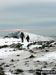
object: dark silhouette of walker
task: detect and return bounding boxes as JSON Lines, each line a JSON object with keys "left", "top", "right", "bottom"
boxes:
{"left": 26, "top": 35, "right": 30, "bottom": 42}
{"left": 20, "top": 32, "right": 25, "bottom": 42}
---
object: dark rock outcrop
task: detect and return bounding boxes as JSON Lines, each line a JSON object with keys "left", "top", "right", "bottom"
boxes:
{"left": 0, "top": 67, "right": 5, "bottom": 75}
{"left": 0, "top": 45, "right": 8, "bottom": 49}
{"left": 14, "top": 69, "right": 23, "bottom": 74}
{"left": 10, "top": 43, "right": 23, "bottom": 49}
{"left": 29, "top": 55, "right": 35, "bottom": 58}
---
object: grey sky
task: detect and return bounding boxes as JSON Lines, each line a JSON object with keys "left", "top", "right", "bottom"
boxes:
{"left": 0, "top": 0, "right": 56, "bottom": 36}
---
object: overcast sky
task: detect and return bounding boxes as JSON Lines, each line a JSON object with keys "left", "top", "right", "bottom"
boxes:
{"left": 0, "top": 0, "right": 56, "bottom": 36}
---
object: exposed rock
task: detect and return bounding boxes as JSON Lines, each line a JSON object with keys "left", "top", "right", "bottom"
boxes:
{"left": 17, "top": 55, "right": 20, "bottom": 56}
{"left": 0, "top": 67, "right": 5, "bottom": 75}
{"left": 14, "top": 69, "right": 23, "bottom": 74}
{"left": 0, "top": 63, "right": 5, "bottom": 66}
{"left": 10, "top": 43, "right": 23, "bottom": 49}
{"left": 34, "top": 71, "right": 41, "bottom": 75}
{"left": 42, "top": 73, "right": 47, "bottom": 75}
{"left": 28, "top": 69, "right": 35, "bottom": 73}
{"left": 4, "top": 64, "right": 9, "bottom": 67}
{"left": 45, "top": 50, "right": 49, "bottom": 52}
{"left": 34, "top": 69, "right": 41, "bottom": 75}
{"left": 44, "top": 62, "right": 48, "bottom": 65}
{"left": 42, "top": 45, "right": 45, "bottom": 49}
{"left": 27, "top": 43, "right": 34, "bottom": 49}
{"left": 43, "top": 65, "right": 47, "bottom": 68}
{"left": 37, "top": 61, "right": 40, "bottom": 62}
{"left": 33, "top": 42, "right": 38, "bottom": 45}
{"left": 29, "top": 55, "right": 35, "bottom": 58}
{"left": 29, "top": 50, "right": 34, "bottom": 53}
{"left": 11, "top": 59, "right": 14, "bottom": 62}
{"left": 13, "top": 49, "right": 16, "bottom": 51}
{"left": 0, "top": 45, "right": 8, "bottom": 49}
{"left": 38, "top": 41, "right": 42, "bottom": 45}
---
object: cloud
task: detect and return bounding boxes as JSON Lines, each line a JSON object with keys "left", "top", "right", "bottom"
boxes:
{"left": 0, "top": 17, "right": 56, "bottom": 25}
{"left": 0, "top": 0, "right": 56, "bottom": 10}
{"left": 31, "top": 18, "right": 56, "bottom": 23}
{"left": 0, "top": 0, "right": 56, "bottom": 7}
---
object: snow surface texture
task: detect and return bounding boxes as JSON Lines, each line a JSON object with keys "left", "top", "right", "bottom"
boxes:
{"left": 34, "top": 51, "right": 56, "bottom": 62}
{"left": 0, "top": 32, "right": 54, "bottom": 59}
{"left": 0, "top": 32, "right": 53, "bottom": 46}
{"left": 0, "top": 32, "right": 55, "bottom": 75}
{"left": 24, "top": 32, "right": 53, "bottom": 41}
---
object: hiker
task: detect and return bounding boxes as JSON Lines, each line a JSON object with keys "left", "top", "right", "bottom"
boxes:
{"left": 26, "top": 35, "right": 30, "bottom": 42}
{"left": 20, "top": 32, "right": 25, "bottom": 42}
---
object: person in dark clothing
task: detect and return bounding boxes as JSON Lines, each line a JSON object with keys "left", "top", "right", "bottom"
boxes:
{"left": 20, "top": 32, "right": 25, "bottom": 42}
{"left": 26, "top": 35, "right": 30, "bottom": 42}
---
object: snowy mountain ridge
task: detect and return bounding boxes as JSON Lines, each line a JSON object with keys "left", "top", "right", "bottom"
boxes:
{"left": 24, "top": 32, "right": 53, "bottom": 41}
{"left": 6, "top": 31, "right": 54, "bottom": 41}
{"left": 0, "top": 31, "right": 54, "bottom": 46}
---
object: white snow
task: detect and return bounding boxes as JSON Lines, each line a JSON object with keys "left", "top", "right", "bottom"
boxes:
{"left": 24, "top": 32, "right": 53, "bottom": 41}
{"left": 0, "top": 37, "right": 21, "bottom": 46}
{"left": 0, "top": 32, "right": 55, "bottom": 75}
{"left": 0, "top": 32, "right": 54, "bottom": 59}
{"left": 29, "top": 45, "right": 42, "bottom": 49}
{"left": 0, "top": 37, "right": 42, "bottom": 49}
{"left": 0, "top": 32, "right": 53, "bottom": 46}
{"left": 5, "top": 72, "right": 15, "bottom": 75}
{"left": 34, "top": 51, "right": 56, "bottom": 62}
{"left": 0, "top": 48, "right": 24, "bottom": 59}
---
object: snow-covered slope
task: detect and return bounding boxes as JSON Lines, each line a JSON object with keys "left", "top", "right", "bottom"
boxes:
{"left": 0, "top": 32, "right": 55, "bottom": 75}
{"left": 0, "top": 32, "right": 54, "bottom": 49}
{"left": 24, "top": 32, "right": 53, "bottom": 41}
{"left": 0, "top": 32, "right": 53, "bottom": 48}
{"left": 7, "top": 31, "right": 53, "bottom": 41}
{"left": 34, "top": 51, "right": 56, "bottom": 62}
